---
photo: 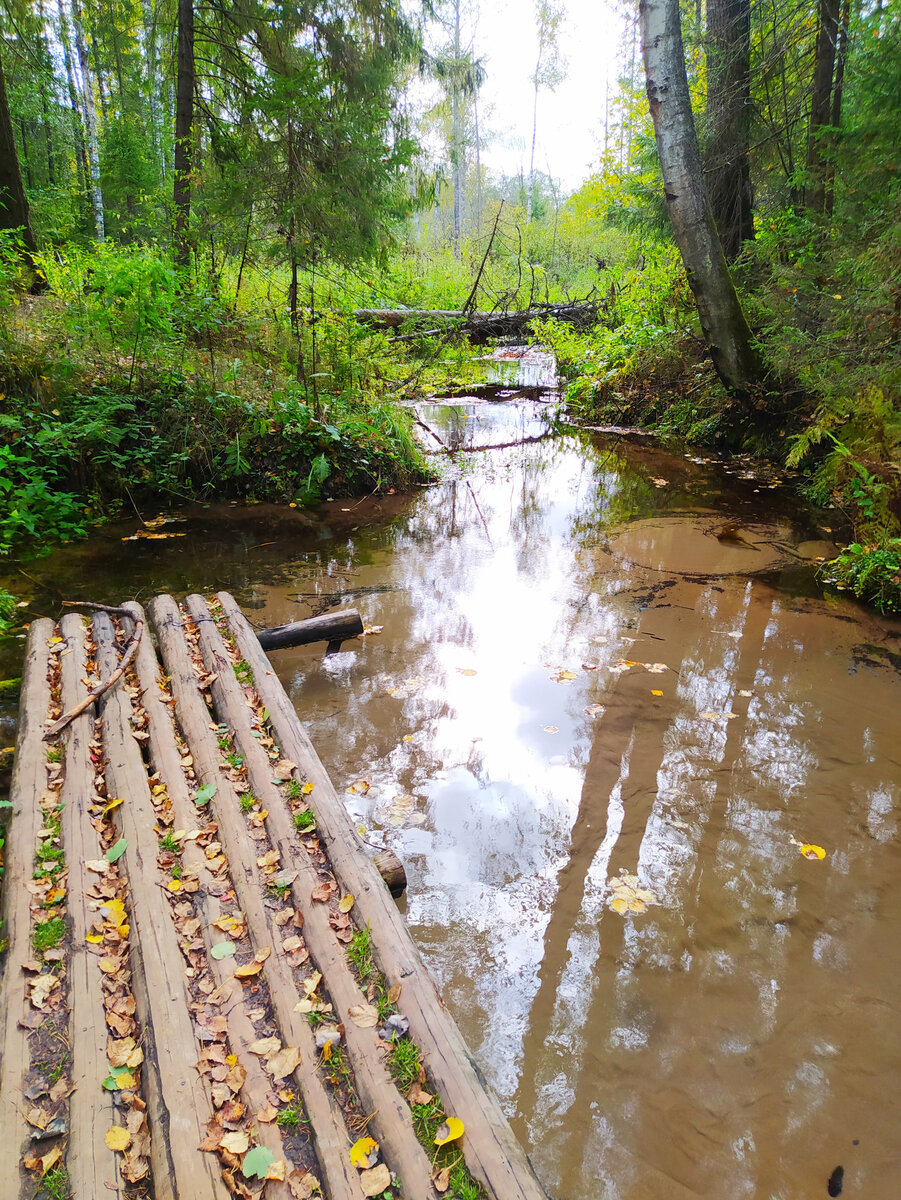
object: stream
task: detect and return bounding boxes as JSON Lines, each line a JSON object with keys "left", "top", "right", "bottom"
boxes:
{"left": 3, "top": 347, "right": 901, "bottom": 1199}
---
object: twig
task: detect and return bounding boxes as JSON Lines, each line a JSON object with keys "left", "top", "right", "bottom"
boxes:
{"left": 43, "top": 606, "right": 144, "bottom": 739}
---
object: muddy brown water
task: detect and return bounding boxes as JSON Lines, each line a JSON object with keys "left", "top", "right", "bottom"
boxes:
{"left": 3, "top": 360, "right": 901, "bottom": 1199}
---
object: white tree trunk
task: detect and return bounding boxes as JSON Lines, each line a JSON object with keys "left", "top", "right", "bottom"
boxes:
{"left": 140, "top": 0, "right": 164, "bottom": 172}
{"left": 639, "top": 0, "right": 761, "bottom": 398}
{"left": 70, "top": 0, "right": 104, "bottom": 241}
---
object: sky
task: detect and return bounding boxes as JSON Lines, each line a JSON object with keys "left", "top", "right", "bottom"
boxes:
{"left": 459, "top": 0, "right": 630, "bottom": 193}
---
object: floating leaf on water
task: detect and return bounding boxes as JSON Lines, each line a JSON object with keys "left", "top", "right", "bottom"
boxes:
{"left": 607, "top": 872, "right": 658, "bottom": 916}
{"left": 550, "top": 668, "right": 578, "bottom": 684}
{"left": 346, "top": 779, "right": 370, "bottom": 795}
{"left": 738, "top": 689, "right": 753, "bottom": 698}
{"left": 242, "top": 1146, "right": 276, "bottom": 1179}
{"left": 700, "top": 711, "right": 738, "bottom": 721}
{"left": 651, "top": 690, "right": 664, "bottom": 697}
{"left": 585, "top": 704, "right": 605, "bottom": 718}
{"left": 543, "top": 724, "right": 559, "bottom": 734}
{"left": 434, "top": 1117, "right": 465, "bottom": 1146}
{"left": 456, "top": 668, "right": 478, "bottom": 677}
{"left": 350, "top": 1137, "right": 380, "bottom": 1170}
{"left": 800, "top": 843, "right": 827, "bottom": 860}
{"left": 645, "top": 662, "right": 668, "bottom": 674}
{"left": 362, "top": 625, "right": 383, "bottom": 635}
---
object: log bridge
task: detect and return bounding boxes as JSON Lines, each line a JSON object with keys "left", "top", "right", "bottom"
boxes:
{"left": 0, "top": 593, "right": 547, "bottom": 1200}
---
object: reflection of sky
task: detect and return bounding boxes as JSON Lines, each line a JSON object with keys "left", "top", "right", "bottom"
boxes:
{"left": 263, "top": 401, "right": 901, "bottom": 1200}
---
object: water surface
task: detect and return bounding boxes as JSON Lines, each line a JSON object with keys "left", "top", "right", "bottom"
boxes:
{"left": 3, "top": 379, "right": 900, "bottom": 1200}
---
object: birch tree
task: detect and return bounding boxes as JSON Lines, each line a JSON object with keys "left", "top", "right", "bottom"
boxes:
{"left": 639, "top": 0, "right": 762, "bottom": 398}
{"left": 527, "top": 0, "right": 566, "bottom": 221}
{"left": 70, "top": 0, "right": 105, "bottom": 240}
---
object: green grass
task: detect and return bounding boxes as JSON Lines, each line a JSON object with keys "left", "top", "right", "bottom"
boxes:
{"left": 45, "top": 745, "right": 62, "bottom": 763}
{"left": 159, "top": 829, "right": 180, "bottom": 852}
{"left": 234, "top": 660, "right": 254, "bottom": 685}
{"left": 33, "top": 917, "right": 66, "bottom": 953}
{"left": 347, "top": 925, "right": 374, "bottom": 980}
{"left": 285, "top": 779, "right": 302, "bottom": 802}
{"left": 240, "top": 790, "right": 259, "bottom": 811}
{"left": 37, "top": 1166, "right": 71, "bottom": 1200}
{"left": 276, "top": 1104, "right": 304, "bottom": 1130}
{"left": 388, "top": 1037, "right": 421, "bottom": 1092}
{"left": 292, "top": 808, "right": 316, "bottom": 832}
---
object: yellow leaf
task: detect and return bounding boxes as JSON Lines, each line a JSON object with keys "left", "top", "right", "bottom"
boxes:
{"left": 234, "top": 960, "right": 263, "bottom": 979}
{"left": 225, "top": 1054, "right": 237, "bottom": 1066}
{"left": 98, "top": 957, "right": 119, "bottom": 974}
{"left": 105, "top": 1125, "right": 131, "bottom": 1152}
{"left": 322, "top": 1041, "right": 332, "bottom": 1062}
{"left": 609, "top": 897, "right": 628, "bottom": 914}
{"left": 338, "top": 894, "right": 354, "bottom": 914}
{"left": 627, "top": 898, "right": 648, "bottom": 914}
{"left": 651, "top": 690, "right": 663, "bottom": 697}
{"left": 39, "top": 1146, "right": 62, "bottom": 1174}
{"left": 349, "top": 1137, "right": 380, "bottom": 1170}
{"left": 86, "top": 932, "right": 104, "bottom": 944}
{"left": 167, "top": 879, "right": 182, "bottom": 893}
{"left": 800, "top": 843, "right": 826, "bottom": 860}
{"left": 434, "top": 1117, "right": 464, "bottom": 1146}
{"left": 48, "top": 637, "right": 64, "bottom": 646}
{"left": 301, "top": 782, "right": 314, "bottom": 795}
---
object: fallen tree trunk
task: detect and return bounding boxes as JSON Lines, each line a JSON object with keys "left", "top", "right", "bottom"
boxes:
{"left": 354, "top": 300, "right": 598, "bottom": 342}
{"left": 256, "top": 608, "right": 363, "bottom": 652}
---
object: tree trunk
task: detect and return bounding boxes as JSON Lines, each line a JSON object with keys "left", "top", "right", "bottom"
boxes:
{"left": 56, "top": 0, "right": 90, "bottom": 200}
{"left": 639, "top": 0, "right": 763, "bottom": 399}
{"left": 451, "top": 0, "right": 463, "bottom": 258}
{"left": 140, "top": 0, "right": 164, "bottom": 171}
{"left": 805, "top": 0, "right": 840, "bottom": 213}
{"left": 705, "top": 0, "right": 753, "bottom": 259}
{"left": 71, "top": 0, "right": 105, "bottom": 241}
{"left": 527, "top": 73, "right": 539, "bottom": 220}
{"left": 0, "top": 47, "right": 43, "bottom": 287}
{"left": 824, "top": 0, "right": 851, "bottom": 218}
{"left": 173, "top": 0, "right": 194, "bottom": 268}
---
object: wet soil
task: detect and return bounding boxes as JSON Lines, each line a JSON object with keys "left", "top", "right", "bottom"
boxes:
{"left": 2, "top": 355, "right": 901, "bottom": 1199}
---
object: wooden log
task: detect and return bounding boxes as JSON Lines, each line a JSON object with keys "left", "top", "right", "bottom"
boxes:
{"left": 94, "top": 614, "right": 229, "bottom": 1200}
{"left": 372, "top": 849, "right": 406, "bottom": 898}
{"left": 146, "top": 595, "right": 362, "bottom": 1200}
{"left": 184, "top": 594, "right": 436, "bottom": 1199}
{"left": 0, "top": 619, "right": 54, "bottom": 1197}
{"left": 256, "top": 609, "right": 364, "bottom": 653}
{"left": 57, "top": 613, "right": 126, "bottom": 1200}
{"left": 353, "top": 301, "right": 598, "bottom": 341}
{"left": 216, "top": 592, "right": 549, "bottom": 1200}
{"left": 122, "top": 603, "right": 294, "bottom": 1200}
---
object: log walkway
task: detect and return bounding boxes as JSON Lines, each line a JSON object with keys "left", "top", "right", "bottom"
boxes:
{"left": 0, "top": 594, "right": 548, "bottom": 1200}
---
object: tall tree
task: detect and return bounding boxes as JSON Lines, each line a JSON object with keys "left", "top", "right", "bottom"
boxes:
{"left": 0, "top": 42, "right": 42, "bottom": 284}
{"left": 639, "top": 0, "right": 762, "bottom": 398}
{"left": 705, "top": 0, "right": 753, "bottom": 258}
{"left": 805, "top": 0, "right": 840, "bottom": 212}
{"left": 173, "top": 0, "right": 193, "bottom": 267}
{"left": 70, "top": 0, "right": 105, "bottom": 240}
{"left": 527, "top": 0, "right": 566, "bottom": 221}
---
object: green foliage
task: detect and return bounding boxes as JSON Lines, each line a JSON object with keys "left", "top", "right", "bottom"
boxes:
{"left": 0, "top": 588, "right": 18, "bottom": 636}
{"left": 33, "top": 916, "right": 66, "bottom": 953}
{"left": 821, "top": 537, "right": 901, "bottom": 613}
{"left": 292, "top": 809, "right": 316, "bottom": 832}
{"left": 347, "top": 925, "right": 374, "bottom": 980}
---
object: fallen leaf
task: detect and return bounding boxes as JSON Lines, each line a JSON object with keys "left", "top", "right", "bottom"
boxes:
{"left": 350, "top": 1136, "right": 380, "bottom": 1170}
{"left": 39, "top": 1146, "right": 62, "bottom": 1174}
{"left": 301, "top": 782, "right": 314, "bottom": 796}
{"left": 346, "top": 779, "right": 370, "bottom": 795}
{"left": 408, "top": 1082, "right": 434, "bottom": 1105}
{"left": 102, "top": 797, "right": 125, "bottom": 817}
{"left": 387, "top": 982, "right": 402, "bottom": 1004}
{"left": 800, "top": 843, "right": 827, "bottom": 860}
{"left": 220, "top": 1130, "right": 250, "bottom": 1155}
{"left": 265, "top": 1158, "right": 287, "bottom": 1182}
{"left": 85, "top": 858, "right": 110, "bottom": 875}
{"left": 338, "top": 894, "right": 354, "bottom": 914}
{"left": 434, "top": 1117, "right": 465, "bottom": 1145}
{"left": 194, "top": 784, "right": 217, "bottom": 806}
{"left": 311, "top": 883, "right": 334, "bottom": 903}
{"left": 303, "top": 971, "right": 322, "bottom": 996}
{"left": 105, "top": 1125, "right": 131, "bottom": 1152}
{"left": 257, "top": 1104, "right": 278, "bottom": 1123}
{"left": 254, "top": 946, "right": 271, "bottom": 963}
{"left": 211, "top": 941, "right": 235, "bottom": 960}
{"left": 550, "top": 668, "right": 578, "bottom": 683}
{"left": 645, "top": 662, "right": 668, "bottom": 674}
{"left": 234, "top": 961, "right": 263, "bottom": 979}
{"left": 700, "top": 711, "right": 738, "bottom": 721}
{"left": 651, "top": 690, "right": 664, "bottom": 697}
{"left": 359, "top": 1164, "right": 392, "bottom": 1196}
{"left": 267, "top": 1046, "right": 300, "bottom": 1079}
{"left": 456, "top": 667, "right": 477, "bottom": 676}
{"left": 348, "top": 1003, "right": 378, "bottom": 1028}
{"left": 433, "top": 1166, "right": 451, "bottom": 1193}
{"left": 585, "top": 703, "right": 605, "bottom": 717}
{"left": 249, "top": 1037, "right": 281, "bottom": 1057}
{"left": 543, "top": 724, "right": 559, "bottom": 734}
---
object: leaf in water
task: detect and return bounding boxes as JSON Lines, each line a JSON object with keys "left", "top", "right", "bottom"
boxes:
{"left": 456, "top": 668, "right": 477, "bottom": 677}
{"left": 105, "top": 838, "right": 127, "bottom": 863}
{"left": 800, "top": 843, "right": 827, "bottom": 860}
{"left": 607, "top": 872, "right": 658, "bottom": 916}
{"left": 105, "top": 1125, "right": 131, "bottom": 1152}
{"left": 550, "top": 668, "right": 578, "bottom": 684}
{"left": 195, "top": 784, "right": 217, "bottom": 806}
{"left": 609, "top": 660, "right": 633, "bottom": 674}
{"left": 739, "top": 689, "right": 753, "bottom": 698}
{"left": 434, "top": 1117, "right": 465, "bottom": 1145}
{"left": 346, "top": 779, "right": 370, "bottom": 795}
{"left": 651, "top": 690, "right": 664, "bottom": 697}
{"left": 362, "top": 625, "right": 384, "bottom": 635}
{"left": 700, "top": 711, "right": 738, "bottom": 721}
{"left": 645, "top": 662, "right": 668, "bottom": 674}
{"left": 581, "top": 663, "right": 598, "bottom": 671}
{"left": 585, "top": 703, "right": 606, "bottom": 718}
{"left": 543, "top": 724, "right": 559, "bottom": 734}
{"left": 338, "top": 894, "right": 354, "bottom": 914}
{"left": 211, "top": 941, "right": 235, "bottom": 960}
{"left": 349, "top": 1137, "right": 380, "bottom": 1170}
